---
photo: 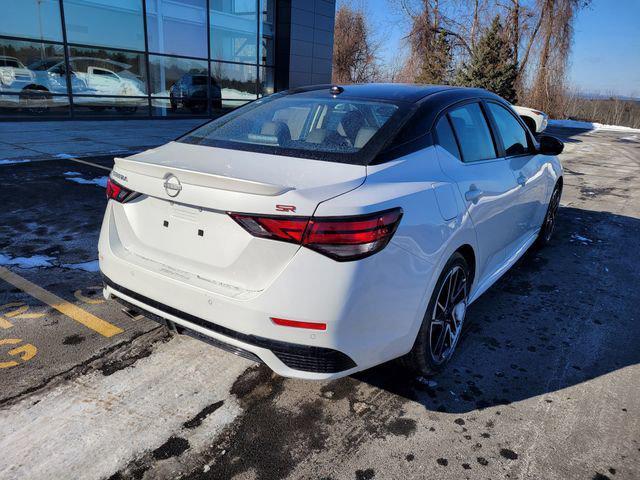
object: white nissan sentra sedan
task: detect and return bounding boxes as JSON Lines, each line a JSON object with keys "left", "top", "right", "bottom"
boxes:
{"left": 99, "top": 84, "right": 564, "bottom": 380}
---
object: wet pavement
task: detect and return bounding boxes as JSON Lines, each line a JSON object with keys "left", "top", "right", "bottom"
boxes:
{"left": 0, "top": 126, "right": 639, "bottom": 480}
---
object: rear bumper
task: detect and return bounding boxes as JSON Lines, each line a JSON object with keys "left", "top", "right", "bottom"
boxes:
{"left": 99, "top": 201, "right": 435, "bottom": 379}
{"left": 103, "top": 274, "right": 357, "bottom": 375}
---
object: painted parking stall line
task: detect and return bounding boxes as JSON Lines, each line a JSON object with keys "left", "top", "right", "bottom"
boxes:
{"left": 0, "top": 266, "right": 123, "bottom": 338}
{"left": 65, "top": 156, "right": 112, "bottom": 172}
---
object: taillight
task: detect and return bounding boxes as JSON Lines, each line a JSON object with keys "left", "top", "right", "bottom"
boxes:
{"left": 229, "top": 214, "right": 308, "bottom": 243}
{"left": 229, "top": 208, "right": 403, "bottom": 261}
{"left": 106, "top": 177, "right": 139, "bottom": 203}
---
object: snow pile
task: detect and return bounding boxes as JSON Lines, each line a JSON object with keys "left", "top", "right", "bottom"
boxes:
{"left": 0, "top": 253, "right": 55, "bottom": 269}
{"left": 549, "top": 119, "right": 640, "bottom": 133}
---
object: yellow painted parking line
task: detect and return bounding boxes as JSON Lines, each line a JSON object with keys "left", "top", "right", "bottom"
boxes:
{"left": 67, "top": 157, "right": 112, "bottom": 172}
{"left": 74, "top": 286, "right": 105, "bottom": 305}
{"left": 0, "top": 266, "right": 123, "bottom": 337}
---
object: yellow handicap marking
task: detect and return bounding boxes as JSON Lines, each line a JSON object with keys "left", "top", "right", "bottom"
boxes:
{"left": 0, "top": 338, "right": 37, "bottom": 368}
{"left": 0, "top": 266, "right": 123, "bottom": 338}
{"left": 0, "top": 302, "right": 47, "bottom": 330}
{"left": 74, "top": 285, "right": 105, "bottom": 305}
{"left": 0, "top": 316, "right": 11, "bottom": 330}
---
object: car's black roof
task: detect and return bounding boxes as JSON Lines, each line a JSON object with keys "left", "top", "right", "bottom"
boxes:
{"left": 179, "top": 83, "right": 515, "bottom": 166}
{"left": 287, "top": 83, "right": 503, "bottom": 105}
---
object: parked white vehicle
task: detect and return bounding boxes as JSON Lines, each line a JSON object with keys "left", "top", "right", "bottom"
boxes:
{"left": 0, "top": 56, "right": 35, "bottom": 90}
{"left": 99, "top": 84, "right": 564, "bottom": 380}
{"left": 512, "top": 105, "right": 549, "bottom": 133}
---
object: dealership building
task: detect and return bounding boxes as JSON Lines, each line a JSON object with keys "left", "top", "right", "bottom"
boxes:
{"left": 0, "top": 0, "right": 335, "bottom": 120}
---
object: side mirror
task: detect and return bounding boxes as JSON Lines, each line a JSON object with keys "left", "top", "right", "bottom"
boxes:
{"left": 538, "top": 135, "right": 564, "bottom": 155}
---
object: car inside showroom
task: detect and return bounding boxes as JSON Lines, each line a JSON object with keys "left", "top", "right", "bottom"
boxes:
{"left": 0, "top": 0, "right": 335, "bottom": 120}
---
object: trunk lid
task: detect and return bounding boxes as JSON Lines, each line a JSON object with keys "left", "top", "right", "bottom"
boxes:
{"left": 108, "top": 142, "right": 366, "bottom": 296}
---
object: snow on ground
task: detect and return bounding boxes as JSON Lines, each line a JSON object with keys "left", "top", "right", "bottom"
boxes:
{"left": 549, "top": 119, "right": 640, "bottom": 133}
{"left": 65, "top": 175, "right": 108, "bottom": 188}
{"left": 0, "top": 253, "right": 100, "bottom": 272}
{"left": 0, "top": 254, "right": 55, "bottom": 268}
{"left": 61, "top": 260, "right": 100, "bottom": 272}
{"left": 571, "top": 233, "right": 593, "bottom": 244}
{"left": 0, "top": 159, "right": 31, "bottom": 165}
{"left": 0, "top": 336, "right": 250, "bottom": 480}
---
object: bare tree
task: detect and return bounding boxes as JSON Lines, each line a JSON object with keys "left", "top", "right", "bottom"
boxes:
{"left": 332, "top": 3, "right": 380, "bottom": 83}
{"left": 525, "top": 0, "right": 589, "bottom": 116}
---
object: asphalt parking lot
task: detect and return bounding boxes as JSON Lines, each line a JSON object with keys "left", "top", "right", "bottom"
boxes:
{"left": 0, "top": 126, "right": 639, "bottom": 480}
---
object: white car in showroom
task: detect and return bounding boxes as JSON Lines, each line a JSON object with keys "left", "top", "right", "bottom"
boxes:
{"left": 99, "top": 84, "right": 564, "bottom": 379}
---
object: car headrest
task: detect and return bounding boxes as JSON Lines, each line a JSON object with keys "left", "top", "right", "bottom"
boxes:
{"left": 354, "top": 127, "right": 376, "bottom": 149}
{"left": 306, "top": 129, "right": 327, "bottom": 144}
{"left": 259, "top": 121, "right": 291, "bottom": 145}
{"left": 339, "top": 110, "right": 365, "bottom": 142}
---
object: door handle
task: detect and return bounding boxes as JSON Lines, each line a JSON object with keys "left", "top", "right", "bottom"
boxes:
{"left": 465, "top": 187, "right": 483, "bottom": 202}
{"left": 517, "top": 173, "right": 527, "bottom": 186}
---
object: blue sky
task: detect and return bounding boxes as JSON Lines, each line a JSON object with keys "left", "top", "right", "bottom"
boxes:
{"left": 358, "top": 0, "right": 640, "bottom": 97}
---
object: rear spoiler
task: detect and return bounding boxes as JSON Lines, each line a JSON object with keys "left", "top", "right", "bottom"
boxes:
{"left": 113, "top": 157, "right": 294, "bottom": 197}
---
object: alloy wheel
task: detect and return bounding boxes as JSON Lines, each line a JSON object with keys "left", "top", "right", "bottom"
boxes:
{"left": 543, "top": 188, "right": 561, "bottom": 242}
{"left": 429, "top": 265, "right": 468, "bottom": 365}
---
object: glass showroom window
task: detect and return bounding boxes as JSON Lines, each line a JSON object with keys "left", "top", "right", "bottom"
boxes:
{"left": 210, "top": 0, "right": 258, "bottom": 64}
{"left": 259, "top": 66, "right": 273, "bottom": 97}
{"left": 260, "top": 0, "right": 274, "bottom": 65}
{"left": 0, "top": 0, "right": 63, "bottom": 42}
{"left": 0, "top": 38, "right": 70, "bottom": 117}
{"left": 63, "top": 0, "right": 145, "bottom": 51}
{"left": 149, "top": 55, "right": 210, "bottom": 115}
{"left": 146, "top": 0, "right": 208, "bottom": 59}
{"left": 67, "top": 45, "right": 148, "bottom": 97}
{"left": 72, "top": 95, "right": 149, "bottom": 116}
{"left": 211, "top": 60, "right": 256, "bottom": 100}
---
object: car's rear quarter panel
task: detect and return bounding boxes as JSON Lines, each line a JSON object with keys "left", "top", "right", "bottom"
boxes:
{"left": 313, "top": 146, "right": 479, "bottom": 361}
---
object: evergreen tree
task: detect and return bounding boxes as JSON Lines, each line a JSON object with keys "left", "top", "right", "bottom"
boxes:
{"left": 416, "top": 31, "right": 453, "bottom": 84}
{"left": 456, "top": 16, "right": 518, "bottom": 103}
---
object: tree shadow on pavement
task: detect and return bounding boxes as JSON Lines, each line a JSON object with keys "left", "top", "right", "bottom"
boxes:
{"left": 347, "top": 206, "right": 640, "bottom": 413}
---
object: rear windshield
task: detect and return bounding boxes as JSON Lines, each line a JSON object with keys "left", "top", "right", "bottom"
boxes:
{"left": 178, "top": 92, "right": 409, "bottom": 164}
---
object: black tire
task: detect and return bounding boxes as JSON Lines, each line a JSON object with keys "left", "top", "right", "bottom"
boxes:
{"left": 402, "top": 252, "right": 470, "bottom": 376}
{"left": 20, "top": 88, "right": 51, "bottom": 115}
{"left": 115, "top": 106, "right": 138, "bottom": 114}
{"left": 536, "top": 182, "right": 562, "bottom": 247}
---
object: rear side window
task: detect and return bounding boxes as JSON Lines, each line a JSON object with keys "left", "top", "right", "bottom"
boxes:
{"left": 486, "top": 103, "right": 530, "bottom": 156}
{"left": 435, "top": 116, "right": 461, "bottom": 160}
{"left": 448, "top": 103, "right": 496, "bottom": 162}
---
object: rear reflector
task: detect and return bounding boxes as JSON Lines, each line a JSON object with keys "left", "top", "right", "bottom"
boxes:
{"left": 229, "top": 208, "right": 403, "bottom": 261}
{"left": 106, "top": 177, "right": 139, "bottom": 203}
{"left": 271, "top": 317, "right": 327, "bottom": 331}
